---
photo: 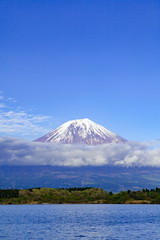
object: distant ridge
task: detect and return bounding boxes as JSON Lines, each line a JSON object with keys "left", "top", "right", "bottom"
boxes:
{"left": 34, "top": 118, "right": 127, "bottom": 145}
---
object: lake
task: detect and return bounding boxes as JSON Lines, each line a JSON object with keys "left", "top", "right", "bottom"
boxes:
{"left": 0, "top": 204, "right": 160, "bottom": 239}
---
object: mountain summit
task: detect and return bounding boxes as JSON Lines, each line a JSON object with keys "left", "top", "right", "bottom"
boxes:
{"left": 34, "top": 118, "right": 127, "bottom": 145}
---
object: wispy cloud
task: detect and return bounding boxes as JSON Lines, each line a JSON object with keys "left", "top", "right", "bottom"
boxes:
{"left": 0, "top": 93, "right": 54, "bottom": 139}
{"left": 0, "top": 137, "right": 160, "bottom": 167}
{"left": 0, "top": 103, "right": 6, "bottom": 108}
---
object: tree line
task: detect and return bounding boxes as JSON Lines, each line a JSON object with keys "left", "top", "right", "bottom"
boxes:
{"left": 1, "top": 187, "right": 160, "bottom": 204}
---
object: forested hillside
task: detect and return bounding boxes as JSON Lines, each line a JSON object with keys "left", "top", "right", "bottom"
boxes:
{"left": 1, "top": 187, "right": 160, "bottom": 204}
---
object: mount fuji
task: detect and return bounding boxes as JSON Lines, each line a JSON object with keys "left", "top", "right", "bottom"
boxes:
{"left": 34, "top": 118, "right": 127, "bottom": 145}
{"left": 2, "top": 120, "right": 160, "bottom": 191}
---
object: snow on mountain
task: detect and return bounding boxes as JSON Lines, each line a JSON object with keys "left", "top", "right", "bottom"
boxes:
{"left": 34, "top": 118, "right": 127, "bottom": 145}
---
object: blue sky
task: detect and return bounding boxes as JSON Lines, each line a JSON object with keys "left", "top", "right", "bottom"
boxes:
{"left": 0, "top": 0, "right": 160, "bottom": 141}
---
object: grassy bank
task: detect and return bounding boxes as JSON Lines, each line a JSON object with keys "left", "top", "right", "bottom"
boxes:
{"left": 1, "top": 187, "right": 160, "bottom": 204}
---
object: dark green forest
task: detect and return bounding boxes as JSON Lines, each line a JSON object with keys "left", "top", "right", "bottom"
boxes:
{"left": 1, "top": 187, "right": 160, "bottom": 204}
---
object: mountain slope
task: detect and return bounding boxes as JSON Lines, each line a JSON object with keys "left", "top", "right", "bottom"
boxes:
{"left": 34, "top": 118, "right": 127, "bottom": 145}
{"left": 0, "top": 165, "right": 159, "bottom": 192}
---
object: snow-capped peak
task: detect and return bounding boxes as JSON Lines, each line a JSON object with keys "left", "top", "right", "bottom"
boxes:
{"left": 34, "top": 118, "right": 127, "bottom": 145}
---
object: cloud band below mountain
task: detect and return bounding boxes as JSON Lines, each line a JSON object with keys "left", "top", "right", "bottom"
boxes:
{"left": 0, "top": 137, "right": 160, "bottom": 167}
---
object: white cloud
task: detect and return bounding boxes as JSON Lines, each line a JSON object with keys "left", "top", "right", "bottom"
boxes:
{"left": 0, "top": 94, "right": 55, "bottom": 139}
{"left": 7, "top": 97, "right": 16, "bottom": 103}
{"left": 0, "top": 95, "right": 4, "bottom": 100}
{"left": 0, "top": 110, "right": 52, "bottom": 136}
{"left": 0, "top": 137, "right": 160, "bottom": 167}
{"left": 0, "top": 103, "right": 6, "bottom": 108}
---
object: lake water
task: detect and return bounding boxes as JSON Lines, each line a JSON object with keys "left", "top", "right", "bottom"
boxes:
{"left": 0, "top": 204, "right": 160, "bottom": 239}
